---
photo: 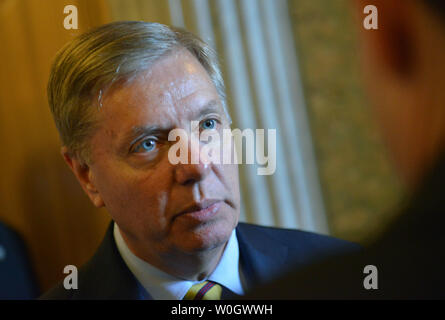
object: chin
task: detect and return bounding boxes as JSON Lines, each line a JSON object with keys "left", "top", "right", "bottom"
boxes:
{"left": 177, "top": 220, "right": 234, "bottom": 253}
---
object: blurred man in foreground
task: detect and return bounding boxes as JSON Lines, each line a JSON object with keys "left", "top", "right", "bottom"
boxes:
{"left": 247, "top": 0, "right": 445, "bottom": 299}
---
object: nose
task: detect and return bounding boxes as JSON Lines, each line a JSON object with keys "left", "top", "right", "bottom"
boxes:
{"left": 174, "top": 161, "right": 211, "bottom": 185}
{"left": 174, "top": 134, "right": 211, "bottom": 185}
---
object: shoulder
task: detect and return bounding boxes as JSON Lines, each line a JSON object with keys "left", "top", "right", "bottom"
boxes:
{"left": 39, "top": 222, "right": 141, "bottom": 300}
{"left": 237, "top": 222, "right": 358, "bottom": 247}
{"left": 236, "top": 222, "right": 361, "bottom": 258}
{"left": 39, "top": 282, "right": 74, "bottom": 300}
{"left": 39, "top": 255, "right": 103, "bottom": 300}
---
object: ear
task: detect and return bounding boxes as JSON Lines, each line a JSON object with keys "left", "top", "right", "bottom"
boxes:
{"left": 61, "top": 146, "right": 105, "bottom": 208}
{"left": 353, "top": 0, "right": 418, "bottom": 80}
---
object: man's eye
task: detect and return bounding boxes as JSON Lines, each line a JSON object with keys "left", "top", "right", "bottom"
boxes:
{"left": 133, "top": 138, "right": 157, "bottom": 153}
{"left": 200, "top": 119, "right": 217, "bottom": 130}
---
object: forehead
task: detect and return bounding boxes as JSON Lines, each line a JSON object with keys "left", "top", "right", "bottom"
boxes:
{"left": 98, "top": 49, "right": 222, "bottom": 129}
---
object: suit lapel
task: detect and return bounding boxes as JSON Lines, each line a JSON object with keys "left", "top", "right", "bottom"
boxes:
{"left": 73, "top": 221, "right": 152, "bottom": 299}
{"left": 236, "top": 223, "right": 288, "bottom": 287}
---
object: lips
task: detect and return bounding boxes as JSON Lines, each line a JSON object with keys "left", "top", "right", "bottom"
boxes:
{"left": 175, "top": 199, "right": 223, "bottom": 221}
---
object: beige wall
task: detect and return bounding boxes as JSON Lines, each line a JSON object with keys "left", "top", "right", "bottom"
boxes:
{"left": 288, "top": 0, "right": 403, "bottom": 243}
{"left": 0, "top": 0, "right": 113, "bottom": 293}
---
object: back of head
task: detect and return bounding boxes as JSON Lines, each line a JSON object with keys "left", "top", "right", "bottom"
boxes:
{"left": 356, "top": 0, "right": 445, "bottom": 189}
{"left": 424, "top": 0, "right": 445, "bottom": 18}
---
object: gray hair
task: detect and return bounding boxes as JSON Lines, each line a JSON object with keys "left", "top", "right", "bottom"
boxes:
{"left": 47, "top": 21, "right": 227, "bottom": 164}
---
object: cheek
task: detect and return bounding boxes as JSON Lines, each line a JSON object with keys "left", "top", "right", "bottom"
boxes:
{"left": 96, "top": 162, "right": 175, "bottom": 238}
{"left": 213, "top": 136, "right": 239, "bottom": 189}
{"left": 214, "top": 163, "right": 240, "bottom": 204}
{"left": 226, "top": 164, "right": 240, "bottom": 193}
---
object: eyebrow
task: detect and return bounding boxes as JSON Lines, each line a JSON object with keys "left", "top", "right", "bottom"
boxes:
{"left": 195, "top": 100, "right": 222, "bottom": 119}
{"left": 122, "top": 125, "right": 166, "bottom": 147}
{"left": 118, "top": 100, "right": 224, "bottom": 150}
{"left": 200, "top": 100, "right": 232, "bottom": 124}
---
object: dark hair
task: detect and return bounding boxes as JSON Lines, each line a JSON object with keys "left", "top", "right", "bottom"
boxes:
{"left": 424, "top": 0, "right": 445, "bottom": 19}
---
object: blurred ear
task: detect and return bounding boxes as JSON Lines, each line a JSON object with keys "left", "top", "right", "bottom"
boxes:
{"left": 61, "top": 146, "right": 105, "bottom": 208}
{"left": 353, "top": 0, "right": 418, "bottom": 80}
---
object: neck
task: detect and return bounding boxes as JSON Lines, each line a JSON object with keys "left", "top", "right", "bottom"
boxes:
{"left": 159, "top": 245, "right": 227, "bottom": 281}
{"left": 119, "top": 228, "right": 228, "bottom": 281}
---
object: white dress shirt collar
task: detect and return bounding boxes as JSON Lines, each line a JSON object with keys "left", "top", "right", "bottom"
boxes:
{"left": 113, "top": 222, "right": 245, "bottom": 300}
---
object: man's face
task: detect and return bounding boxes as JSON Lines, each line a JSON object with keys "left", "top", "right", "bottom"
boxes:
{"left": 87, "top": 49, "right": 240, "bottom": 256}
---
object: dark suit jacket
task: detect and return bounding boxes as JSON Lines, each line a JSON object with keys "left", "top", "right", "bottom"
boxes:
{"left": 41, "top": 222, "right": 359, "bottom": 300}
{"left": 0, "top": 222, "right": 40, "bottom": 299}
{"left": 246, "top": 154, "right": 445, "bottom": 299}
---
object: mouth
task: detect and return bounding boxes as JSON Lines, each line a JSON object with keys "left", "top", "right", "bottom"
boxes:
{"left": 175, "top": 199, "right": 223, "bottom": 222}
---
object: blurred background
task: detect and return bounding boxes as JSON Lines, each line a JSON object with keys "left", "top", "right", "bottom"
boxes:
{"left": 0, "top": 0, "right": 402, "bottom": 296}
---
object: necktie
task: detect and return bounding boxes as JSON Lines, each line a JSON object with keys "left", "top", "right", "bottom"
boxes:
{"left": 183, "top": 281, "right": 222, "bottom": 300}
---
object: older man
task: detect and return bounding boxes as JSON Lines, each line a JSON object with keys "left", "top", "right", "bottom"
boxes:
{"left": 246, "top": 0, "right": 445, "bottom": 299}
{"left": 41, "top": 21, "right": 357, "bottom": 300}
